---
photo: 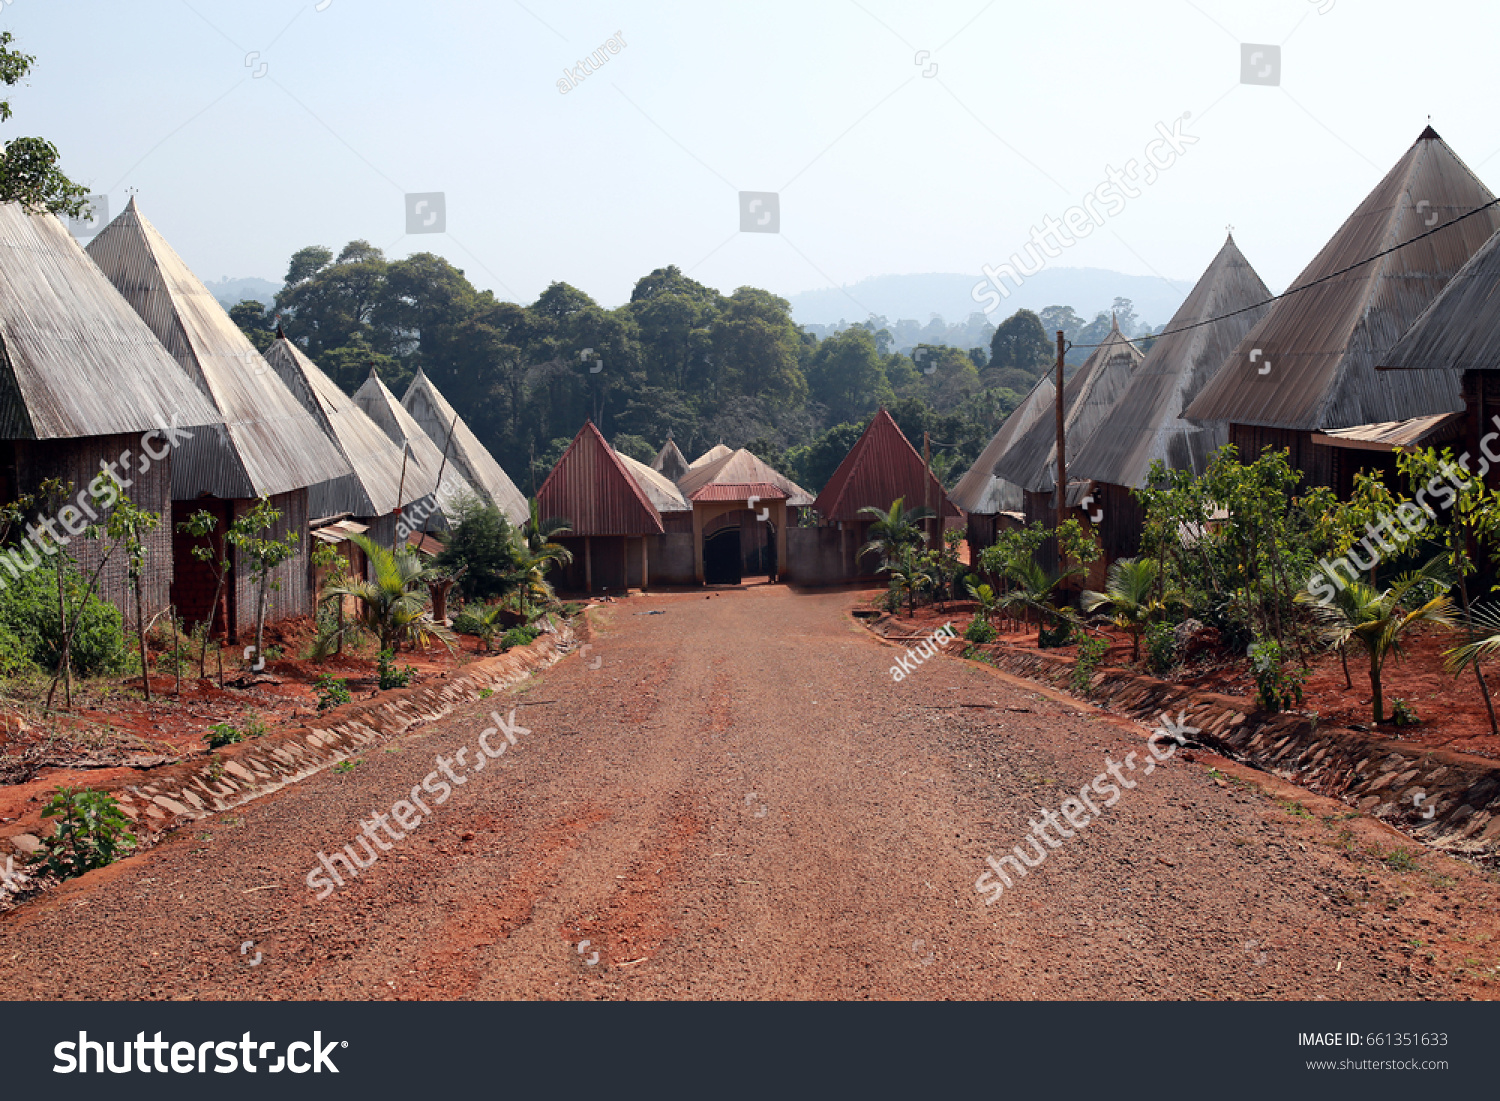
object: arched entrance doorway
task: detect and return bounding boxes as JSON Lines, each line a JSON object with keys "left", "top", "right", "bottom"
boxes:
{"left": 703, "top": 527, "right": 742, "bottom": 585}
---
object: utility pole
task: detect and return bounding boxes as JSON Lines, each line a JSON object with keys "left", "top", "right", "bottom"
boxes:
{"left": 923, "top": 430, "right": 932, "bottom": 545}
{"left": 1054, "top": 329, "right": 1066, "bottom": 528}
{"left": 393, "top": 441, "right": 410, "bottom": 551}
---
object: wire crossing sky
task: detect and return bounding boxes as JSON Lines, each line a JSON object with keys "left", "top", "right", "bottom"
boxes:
{"left": 11, "top": 0, "right": 1498, "bottom": 312}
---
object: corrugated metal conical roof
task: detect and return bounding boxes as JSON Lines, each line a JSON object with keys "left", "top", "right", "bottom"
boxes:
{"left": 1379, "top": 223, "right": 1500, "bottom": 373}
{"left": 263, "top": 335, "right": 432, "bottom": 518}
{"left": 1185, "top": 128, "right": 1500, "bottom": 431}
{"left": 1072, "top": 234, "right": 1272, "bottom": 488}
{"left": 992, "top": 317, "right": 1142, "bottom": 493}
{"left": 351, "top": 369, "right": 478, "bottom": 521}
{"left": 87, "top": 198, "right": 353, "bottom": 498}
{"left": 402, "top": 368, "right": 528, "bottom": 523}
{"left": 949, "top": 374, "right": 1056, "bottom": 514}
{"left": 0, "top": 202, "right": 218, "bottom": 440}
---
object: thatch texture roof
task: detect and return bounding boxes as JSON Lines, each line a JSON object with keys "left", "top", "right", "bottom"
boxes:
{"left": 617, "top": 451, "right": 690, "bottom": 513}
{"left": 678, "top": 448, "right": 814, "bottom": 506}
{"left": 1378, "top": 221, "right": 1500, "bottom": 375}
{"left": 814, "top": 408, "right": 959, "bottom": 522}
{"left": 0, "top": 203, "right": 218, "bottom": 441}
{"left": 402, "top": 369, "right": 528, "bottom": 523}
{"left": 949, "top": 374, "right": 1056, "bottom": 515}
{"left": 651, "top": 436, "right": 691, "bottom": 483}
{"left": 992, "top": 318, "right": 1142, "bottom": 494}
{"left": 262, "top": 335, "right": 433, "bottom": 519}
{"left": 537, "top": 422, "right": 663, "bottom": 536}
{"left": 1071, "top": 234, "right": 1272, "bottom": 489}
{"left": 1186, "top": 128, "right": 1500, "bottom": 431}
{"left": 87, "top": 199, "right": 351, "bottom": 499}
{"left": 351, "top": 370, "right": 478, "bottom": 521}
{"left": 689, "top": 443, "right": 732, "bottom": 469}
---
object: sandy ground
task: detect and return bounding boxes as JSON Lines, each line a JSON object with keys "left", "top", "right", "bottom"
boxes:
{"left": 2, "top": 583, "right": 1498, "bottom": 1000}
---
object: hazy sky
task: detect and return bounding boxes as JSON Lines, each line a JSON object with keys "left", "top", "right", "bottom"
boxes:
{"left": 9, "top": 1, "right": 1496, "bottom": 315}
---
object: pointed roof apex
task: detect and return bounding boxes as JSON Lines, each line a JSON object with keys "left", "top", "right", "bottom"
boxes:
{"left": 665, "top": 427, "right": 674, "bottom": 440}
{"left": 1419, "top": 124, "right": 1441, "bottom": 141}
{"left": 1110, "top": 312, "right": 1120, "bottom": 333}
{"left": 125, "top": 195, "right": 140, "bottom": 213}
{"left": 814, "top": 408, "right": 958, "bottom": 521}
{"left": 275, "top": 322, "right": 285, "bottom": 339}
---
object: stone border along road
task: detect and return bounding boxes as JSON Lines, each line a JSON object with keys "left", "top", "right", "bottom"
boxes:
{"left": 1, "top": 619, "right": 582, "bottom": 869}
{"left": 870, "top": 619, "right": 1500, "bottom": 859}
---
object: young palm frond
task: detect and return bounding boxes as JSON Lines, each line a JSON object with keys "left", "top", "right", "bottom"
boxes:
{"left": 1444, "top": 601, "right": 1500, "bottom": 676}
{"left": 523, "top": 496, "right": 574, "bottom": 565}
{"left": 1296, "top": 555, "right": 1455, "bottom": 722}
{"left": 856, "top": 497, "right": 935, "bottom": 566}
{"left": 1081, "top": 557, "right": 1175, "bottom": 661}
{"left": 319, "top": 533, "right": 456, "bottom": 656}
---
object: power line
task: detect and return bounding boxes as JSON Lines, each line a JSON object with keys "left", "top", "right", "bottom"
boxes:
{"left": 1060, "top": 197, "right": 1500, "bottom": 349}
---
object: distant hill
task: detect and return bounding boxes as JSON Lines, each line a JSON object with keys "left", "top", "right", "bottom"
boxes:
{"left": 786, "top": 268, "right": 1190, "bottom": 330}
{"left": 207, "top": 276, "right": 279, "bottom": 311}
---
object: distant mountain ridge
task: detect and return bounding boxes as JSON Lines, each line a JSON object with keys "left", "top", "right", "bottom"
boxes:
{"left": 786, "top": 268, "right": 1191, "bottom": 330}
{"left": 207, "top": 275, "right": 279, "bottom": 311}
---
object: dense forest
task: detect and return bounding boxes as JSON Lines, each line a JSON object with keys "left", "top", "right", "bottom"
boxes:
{"left": 229, "top": 243, "right": 1152, "bottom": 495}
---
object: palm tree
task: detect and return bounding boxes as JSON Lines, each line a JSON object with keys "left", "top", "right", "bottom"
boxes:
{"left": 857, "top": 497, "right": 935, "bottom": 568}
{"left": 522, "top": 496, "right": 573, "bottom": 564}
{"left": 883, "top": 545, "right": 934, "bottom": 617}
{"left": 997, "top": 558, "right": 1076, "bottom": 646}
{"left": 1444, "top": 601, "right": 1500, "bottom": 735}
{"left": 1298, "top": 557, "right": 1456, "bottom": 723}
{"left": 966, "top": 577, "right": 1001, "bottom": 624}
{"left": 1081, "top": 557, "right": 1176, "bottom": 662}
{"left": 317, "top": 533, "right": 456, "bottom": 656}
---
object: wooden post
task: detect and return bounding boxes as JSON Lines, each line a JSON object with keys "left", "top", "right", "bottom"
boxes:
{"left": 393, "top": 442, "right": 410, "bottom": 551}
{"left": 1054, "top": 329, "right": 1066, "bottom": 525}
{"left": 693, "top": 505, "right": 706, "bottom": 584}
{"left": 923, "top": 430, "right": 933, "bottom": 545}
{"left": 584, "top": 536, "right": 593, "bottom": 593}
{"left": 641, "top": 536, "right": 649, "bottom": 591}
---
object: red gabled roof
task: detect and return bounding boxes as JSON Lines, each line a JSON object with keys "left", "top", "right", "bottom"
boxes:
{"left": 537, "top": 422, "right": 664, "bottom": 535}
{"left": 689, "top": 482, "right": 788, "bottom": 502}
{"left": 813, "top": 408, "right": 960, "bottom": 522}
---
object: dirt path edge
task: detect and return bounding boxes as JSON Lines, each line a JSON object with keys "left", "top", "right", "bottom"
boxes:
{"left": 3, "top": 620, "right": 583, "bottom": 860}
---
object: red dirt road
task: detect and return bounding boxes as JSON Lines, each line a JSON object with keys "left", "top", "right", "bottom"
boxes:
{"left": 2, "top": 585, "right": 1497, "bottom": 1000}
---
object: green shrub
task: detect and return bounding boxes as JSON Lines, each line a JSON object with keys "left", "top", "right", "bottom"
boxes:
{"left": 1145, "top": 621, "right": 1178, "bottom": 675}
{"left": 0, "top": 623, "right": 35, "bottom": 677}
{"left": 0, "top": 563, "right": 127, "bottom": 676}
{"left": 314, "top": 674, "right": 352, "bottom": 711}
{"left": 500, "top": 626, "right": 538, "bottom": 651}
{"left": 205, "top": 721, "right": 242, "bottom": 749}
{"left": 450, "top": 608, "right": 485, "bottom": 636}
{"left": 377, "top": 648, "right": 414, "bottom": 690}
{"left": 1071, "top": 633, "right": 1109, "bottom": 695}
{"left": 436, "top": 501, "right": 523, "bottom": 603}
{"left": 28, "top": 787, "right": 136, "bottom": 878}
{"left": 242, "top": 712, "right": 268, "bottom": 739}
{"left": 1391, "top": 698, "right": 1418, "bottom": 727}
{"left": 882, "top": 580, "right": 902, "bottom": 615}
{"left": 963, "top": 617, "right": 997, "bottom": 644}
{"left": 1038, "top": 619, "right": 1072, "bottom": 649}
{"left": 503, "top": 626, "right": 536, "bottom": 649}
{"left": 1249, "top": 637, "right": 1304, "bottom": 714}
